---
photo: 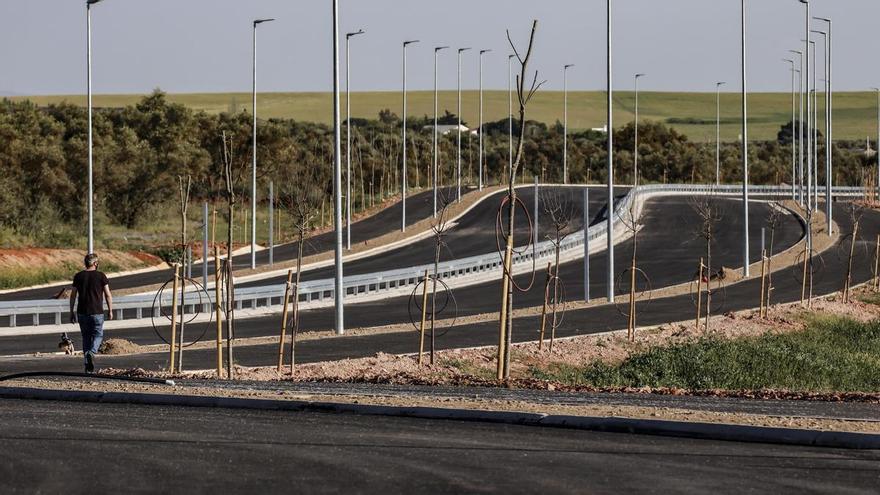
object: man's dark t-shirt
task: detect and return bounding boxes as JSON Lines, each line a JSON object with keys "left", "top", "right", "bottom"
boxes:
{"left": 73, "top": 271, "right": 109, "bottom": 316}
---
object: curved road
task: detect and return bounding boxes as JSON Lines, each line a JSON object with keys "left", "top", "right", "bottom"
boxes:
{"left": 0, "top": 195, "right": 806, "bottom": 360}
{"left": 0, "top": 187, "right": 452, "bottom": 301}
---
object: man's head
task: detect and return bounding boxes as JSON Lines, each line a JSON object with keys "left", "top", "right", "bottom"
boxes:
{"left": 84, "top": 253, "right": 99, "bottom": 269}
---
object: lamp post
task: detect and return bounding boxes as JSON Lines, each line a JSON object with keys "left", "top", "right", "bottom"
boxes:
{"left": 606, "top": 0, "right": 615, "bottom": 301}
{"left": 716, "top": 82, "right": 725, "bottom": 186}
{"left": 875, "top": 88, "right": 880, "bottom": 201}
{"left": 345, "top": 29, "right": 365, "bottom": 250}
{"left": 809, "top": 39, "right": 817, "bottom": 209}
{"left": 790, "top": 49, "right": 804, "bottom": 205}
{"left": 457, "top": 48, "right": 471, "bottom": 202}
{"left": 433, "top": 46, "right": 449, "bottom": 217}
{"left": 799, "top": 0, "right": 812, "bottom": 213}
{"left": 86, "top": 0, "right": 107, "bottom": 253}
{"left": 783, "top": 59, "right": 796, "bottom": 200}
{"left": 331, "top": 0, "right": 344, "bottom": 335}
{"left": 741, "top": 0, "right": 750, "bottom": 278}
{"left": 563, "top": 64, "right": 574, "bottom": 185}
{"left": 814, "top": 16, "right": 833, "bottom": 234}
{"left": 401, "top": 39, "right": 419, "bottom": 232}
{"left": 812, "top": 30, "right": 827, "bottom": 215}
{"left": 478, "top": 49, "right": 491, "bottom": 191}
{"left": 251, "top": 18, "right": 275, "bottom": 270}
{"left": 634, "top": 74, "right": 645, "bottom": 187}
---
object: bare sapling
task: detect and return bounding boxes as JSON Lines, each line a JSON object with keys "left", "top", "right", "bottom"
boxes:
{"left": 278, "top": 165, "right": 322, "bottom": 374}
{"left": 842, "top": 205, "right": 864, "bottom": 303}
{"left": 689, "top": 192, "right": 724, "bottom": 332}
{"left": 541, "top": 189, "right": 575, "bottom": 352}
{"left": 762, "top": 205, "right": 783, "bottom": 315}
{"left": 496, "top": 20, "right": 544, "bottom": 380}
{"left": 219, "top": 131, "right": 243, "bottom": 379}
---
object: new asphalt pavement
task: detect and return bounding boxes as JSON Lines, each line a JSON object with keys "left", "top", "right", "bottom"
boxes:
{"left": 0, "top": 398, "right": 877, "bottom": 493}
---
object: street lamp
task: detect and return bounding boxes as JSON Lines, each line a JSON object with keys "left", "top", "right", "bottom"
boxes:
{"left": 251, "top": 18, "right": 275, "bottom": 270}
{"left": 345, "top": 29, "right": 365, "bottom": 250}
{"left": 401, "top": 40, "right": 419, "bottom": 232}
{"left": 563, "top": 64, "right": 574, "bottom": 185}
{"left": 874, "top": 88, "right": 880, "bottom": 202}
{"left": 478, "top": 49, "right": 491, "bottom": 191}
{"left": 814, "top": 16, "right": 833, "bottom": 234}
{"left": 331, "top": 0, "right": 344, "bottom": 335}
{"left": 86, "top": 0, "right": 107, "bottom": 253}
{"left": 715, "top": 81, "right": 726, "bottom": 186}
{"left": 801, "top": 38, "right": 816, "bottom": 210}
{"left": 782, "top": 60, "right": 796, "bottom": 200}
{"left": 741, "top": 0, "right": 750, "bottom": 277}
{"left": 606, "top": 0, "right": 615, "bottom": 301}
{"left": 457, "top": 48, "right": 471, "bottom": 202}
{"left": 799, "top": 0, "right": 812, "bottom": 213}
{"left": 433, "top": 46, "right": 449, "bottom": 217}
{"left": 790, "top": 49, "right": 804, "bottom": 204}
{"left": 812, "top": 30, "right": 827, "bottom": 214}
{"left": 634, "top": 74, "right": 646, "bottom": 187}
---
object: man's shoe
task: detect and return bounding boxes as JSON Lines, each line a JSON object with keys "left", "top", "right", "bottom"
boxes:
{"left": 85, "top": 353, "right": 95, "bottom": 373}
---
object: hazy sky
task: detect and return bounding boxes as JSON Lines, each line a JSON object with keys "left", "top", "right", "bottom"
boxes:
{"left": 1, "top": 1, "right": 877, "bottom": 96}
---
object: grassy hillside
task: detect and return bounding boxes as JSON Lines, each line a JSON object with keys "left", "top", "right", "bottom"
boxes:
{"left": 12, "top": 90, "right": 878, "bottom": 143}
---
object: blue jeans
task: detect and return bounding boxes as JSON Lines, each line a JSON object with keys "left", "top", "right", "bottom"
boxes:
{"left": 78, "top": 314, "right": 105, "bottom": 363}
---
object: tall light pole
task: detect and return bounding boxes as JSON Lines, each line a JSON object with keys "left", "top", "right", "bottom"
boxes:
{"left": 86, "top": 0, "right": 106, "bottom": 254}
{"left": 800, "top": 0, "right": 812, "bottom": 213}
{"left": 783, "top": 60, "right": 796, "bottom": 199}
{"left": 790, "top": 49, "right": 804, "bottom": 205}
{"left": 814, "top": 16, "right": 833, "bottom": 234}
{"left": 741, "top": 0, "right": 750, "bottom": 278}
{"left": 606, "top": 0, "right": 615, "bottom": 301}
{"left": 634, "top": 74, "right": 645, "bottom": 187}
{"left": 801, "top": 38, "right": 816, "bottom": 210}
{"left": 331, "top": 0, "right": 344, "bottom": 335}
{"left": 715, "top": 82, "right": 726, "bottom": 186}
{"left": 457, "top": 48, "right": 471, "bottom": 202}
{"left": 874, "top": 88, "right": 880, "bottom": 201}
{"left": 433, "top": 46, "right": 449, "bottom": 217}
{"left": 401, "top": 39, "right": 419, "bottom": 232}
{"left": 345, "top": 29, "right": 365, "bottom": 250}
{"left": 812, "top": 30, "right": 827, "bottom": 215}
{"left": 563, "top": 64, "right": 574, "bottom": 185}
{"left": 251, "top": 18, "right": 275, "bottom": 270}
{"left": 809, "top": 39, "right": 818, "bottom": 209}
{"left": 478, "top": 49, "right": 491, "bottom": 191}
{"left": 508, "top": 54, "right": 515, "bottom": 184}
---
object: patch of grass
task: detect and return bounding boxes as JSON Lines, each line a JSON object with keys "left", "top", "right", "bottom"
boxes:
{"left": 441, "top": 358, "right": 496, "bottom": 381}
{"left": 0, "top": 260, "right": 127, "bottom": 290}
{"left": 858, "top": 292, "right": 880, "bottom": 307}
{"left": 531, "top": 317, "right": 880, "bottom": 393}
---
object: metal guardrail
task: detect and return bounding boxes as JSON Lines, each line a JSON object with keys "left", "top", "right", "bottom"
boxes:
{"left": 0, "top": 184, "right": 865, "bottom": 329}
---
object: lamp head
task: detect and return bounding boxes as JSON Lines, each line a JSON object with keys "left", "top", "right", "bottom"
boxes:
{"left": 254, "top": 18, "right": 275, "bottom": 26}
{"left": 87, "top": 0, "right": 104, "bottom": 5}
{"left": 480, "top": 49, "right": 492, "bottom": 55}
{"left": 565, "top": 64, "right": 575, "bottom": 70}
{"left": 347, "top": 29, "right": 365, "bottom": 38}
{"left": 404, "top": 40, "right": 420, "bottom": 46}
{"left": 435, "top": 46, "right": 449, "bottom": 52}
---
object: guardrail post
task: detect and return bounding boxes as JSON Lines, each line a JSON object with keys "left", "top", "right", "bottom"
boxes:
{"left": 32, "top": 314, "right": 38, "bottom": 326}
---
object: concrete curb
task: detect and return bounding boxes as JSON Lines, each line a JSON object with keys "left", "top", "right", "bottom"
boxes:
{"left": 1, "top": 386, "right": 878, "bottom": 450}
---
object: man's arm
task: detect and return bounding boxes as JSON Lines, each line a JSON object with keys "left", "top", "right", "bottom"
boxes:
{"left": 69, "top": 287, "right": 78, "bottom": 324}
{"left": 104, "top": 284, "right": 114, "bottom": 320}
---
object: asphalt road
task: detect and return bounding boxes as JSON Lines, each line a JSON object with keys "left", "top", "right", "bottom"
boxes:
{"left": 0, "top": 187, "right": 450, "bottom": 301}
{"left": 0, "top": 195, "right": 806, "bottom": 362}
{"left": 1, "top": 399, "right": 877, "bottom": 494}
{"left": 241, "top": 185, "right": 618, "bottom": 286}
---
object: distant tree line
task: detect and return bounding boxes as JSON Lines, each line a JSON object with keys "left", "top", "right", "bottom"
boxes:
{"left": 0, "top": 89, "right": 874, "bottom": 247}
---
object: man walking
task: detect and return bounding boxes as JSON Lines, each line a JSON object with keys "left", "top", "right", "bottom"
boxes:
{"left": 69, "top": 253, "right": 113, "bottom": 373}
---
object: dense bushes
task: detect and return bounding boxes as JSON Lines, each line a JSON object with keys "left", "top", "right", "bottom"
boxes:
{"left": 0, "top": 90, "right": 874, "bottom": 248}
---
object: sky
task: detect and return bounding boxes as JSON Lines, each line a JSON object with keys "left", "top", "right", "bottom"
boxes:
{"left": 0, "top": 1, "right": 876, "bottom": 96}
